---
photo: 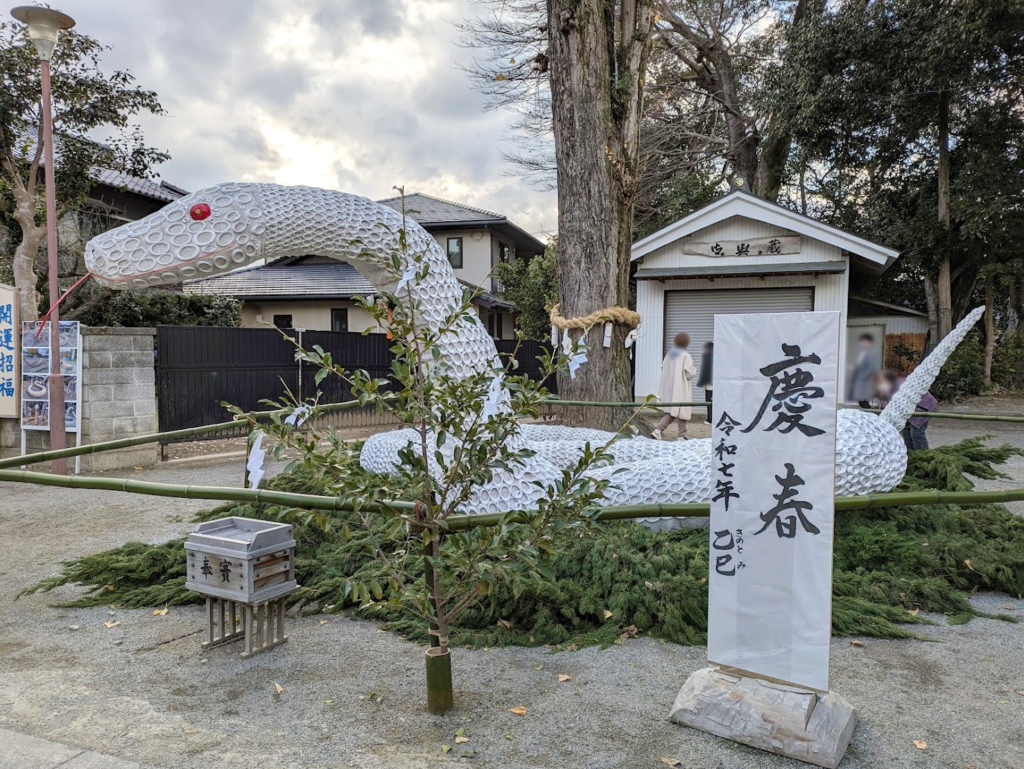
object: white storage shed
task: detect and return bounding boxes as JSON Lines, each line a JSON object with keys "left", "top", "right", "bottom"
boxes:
{"left": 631, "top": 188, "right": 904, "bottom": 404}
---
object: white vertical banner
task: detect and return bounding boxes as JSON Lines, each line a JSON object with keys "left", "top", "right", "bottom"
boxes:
{"left": 707, "top": 311, "right": 841, "bottom": 692}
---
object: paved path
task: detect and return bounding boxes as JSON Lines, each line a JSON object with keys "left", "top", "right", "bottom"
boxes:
{"left": 0, "top": 728, "right": 146, "bottom": 769}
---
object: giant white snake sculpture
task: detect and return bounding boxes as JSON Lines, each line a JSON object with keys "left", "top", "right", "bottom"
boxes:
{"left": 86, "top": 183, "right": 983, "bottom": 526}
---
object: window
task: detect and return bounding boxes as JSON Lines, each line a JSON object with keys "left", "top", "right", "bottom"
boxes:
{"left": 331, "top": 308, "right": 349, "bottom": 332}
{"left": 499, "top": 241, "right": 514, "bottom": 264}
{"left": 273, "top": 314, "right": 293, "bottom": 329}
{"left": 447, "top": 237, "right": 464, "bottom": 269}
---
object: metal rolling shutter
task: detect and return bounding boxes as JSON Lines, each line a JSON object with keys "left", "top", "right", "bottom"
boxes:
{"left": 664, "top": 287, "right": 814, "bottom": 401}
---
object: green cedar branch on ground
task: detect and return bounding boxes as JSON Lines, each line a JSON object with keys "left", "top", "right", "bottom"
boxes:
{"left": 21, "top": 438, "right": 1023, "bottom": 647}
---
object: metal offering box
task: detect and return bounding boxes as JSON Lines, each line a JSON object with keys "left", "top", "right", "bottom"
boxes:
{"left": 185, "top": 517, "right": 297, "bottom": 604}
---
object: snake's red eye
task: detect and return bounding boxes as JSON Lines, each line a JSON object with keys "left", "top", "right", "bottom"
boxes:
{"left": 190, "top": 203, "right": 211, "bottom": 221}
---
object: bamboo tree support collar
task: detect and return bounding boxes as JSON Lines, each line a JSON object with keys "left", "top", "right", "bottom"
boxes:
{"left": 549, "top": 303, "right": 641, "bottom": 330}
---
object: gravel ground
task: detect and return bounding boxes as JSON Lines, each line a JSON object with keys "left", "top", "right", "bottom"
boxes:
{"left": 1, "top": 398, "right": 1023, "bottom": 768}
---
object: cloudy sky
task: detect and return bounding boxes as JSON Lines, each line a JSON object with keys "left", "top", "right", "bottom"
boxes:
{"left": 49, "top": 0, "right": 557, "bottom": 237}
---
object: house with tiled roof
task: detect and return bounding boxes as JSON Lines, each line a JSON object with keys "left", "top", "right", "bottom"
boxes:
{"left": 184, "top": 193, "right": 545, "bottom": 339}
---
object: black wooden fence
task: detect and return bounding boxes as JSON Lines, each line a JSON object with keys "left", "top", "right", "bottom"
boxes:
{"left": 155, "top": 326, "right": 554, "bottom": 439}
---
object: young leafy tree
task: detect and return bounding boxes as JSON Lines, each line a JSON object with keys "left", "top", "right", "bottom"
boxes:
{"left": 0, "top": 22, "right": 167, "bottom": 320}
{"left": 234, "top": 205, "right": 632, "bottom": 711}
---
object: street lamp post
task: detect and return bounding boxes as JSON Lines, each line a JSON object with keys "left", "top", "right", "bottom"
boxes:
{"left": 11, "top": 6, "right": 76, "bottom": 475}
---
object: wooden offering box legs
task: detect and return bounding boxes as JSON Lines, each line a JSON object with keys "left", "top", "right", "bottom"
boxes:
{"left": 202, "top": 595, "right": 290, "bottom": 658}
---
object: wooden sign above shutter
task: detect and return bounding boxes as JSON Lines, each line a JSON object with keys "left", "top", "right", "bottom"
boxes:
{"left": 682, "top": 236, "right": 800, "bottom": 258}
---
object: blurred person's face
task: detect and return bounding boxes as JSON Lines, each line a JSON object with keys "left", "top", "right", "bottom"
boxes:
{"left": 860, "top": 337, "right": 874, "bottom": 351}
{"left": 874, "top": 375, "right": 893, "bottom": 397}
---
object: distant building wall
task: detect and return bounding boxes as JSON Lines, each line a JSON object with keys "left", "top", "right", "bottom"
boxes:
{"left": 429, "top": 228, "right": 494, "bottom": 288}
{"left": 239, "top": 299, "right": 382, "bottom": 333}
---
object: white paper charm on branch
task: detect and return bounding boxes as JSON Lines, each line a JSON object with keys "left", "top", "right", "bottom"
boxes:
{"left": 395, "top": 264, "right": 417, "bottom": 295}
{"left": 247, "top": 430, "right": 267, "bottom": 490}
{"left": 707, "top": 311, "right": 841, "bottom": 692}
{"left": 285, "top": 404, "right": 312, "bottom": 427}
{"left": 481, "top": 372, "right": 504, "bottom": 419}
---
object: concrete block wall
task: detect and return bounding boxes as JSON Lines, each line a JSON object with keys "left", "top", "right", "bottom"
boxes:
{"left": 0, "top": 327, "right": 159, "bottom": 472}
{"left": 80, "top": 328, "right": 159, "bottom": 471}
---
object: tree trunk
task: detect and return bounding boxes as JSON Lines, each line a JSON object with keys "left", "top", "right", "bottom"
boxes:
{"left": 1014, "top": 276, "right": 1024, "bottom": 390}
{"left": 1008, "top": 277, "right": 1020, "bottom": 333}
{"left": 548, "top": 0, "right": 653, "bottom": 429}
{"left": 983, "top": 272, "right": 995, "bottom": 388}
{"left": 923, "top": 276, "right": 940, "bottom": 351}
{"left": 752, "top": 130, "right": 790, "bottom": 202}
{"left": 12, "top": 221, "right": 43, "bottom": 322}
{"left": 936, "top": 89, "right": 953, "bottom": 340}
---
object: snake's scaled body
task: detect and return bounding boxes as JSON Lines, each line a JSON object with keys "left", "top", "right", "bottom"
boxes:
{"left": 87, "top": 183, "right": 982, "bottom": 522}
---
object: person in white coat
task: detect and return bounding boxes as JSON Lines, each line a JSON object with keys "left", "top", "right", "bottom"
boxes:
{"left": 652, "top": 332, "right": 696, "bottom": 440}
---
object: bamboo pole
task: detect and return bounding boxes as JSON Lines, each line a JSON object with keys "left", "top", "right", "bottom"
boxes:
{"left": 2, "top": 465, "right": 1019, "bottom": 525}
{"left": 543, "top": 400, "right": 1024, "bottom": 421}
{"left": 545, "top": 400, "right": 704, "bottom": 408}
{"left": 0, "top": 467, "right": 415, "bottom": 512}
{"left": 0, "top": 399, "right": 364, "bottom": 471}
{"left": 853, "top": 408, "right": 1024, "bottom": 422}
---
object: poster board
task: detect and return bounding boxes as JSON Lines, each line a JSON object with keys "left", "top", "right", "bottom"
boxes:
{"left": 20, "top": 320, "right": 81, "bottom": 434}
{"left": 707, "top": 311, "right": 840, "bottom": 692}
{"left": 0, "top": 285, "right": 17, "bottom": 418}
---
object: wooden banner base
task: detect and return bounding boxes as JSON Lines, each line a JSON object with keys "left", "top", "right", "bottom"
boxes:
{"left": 669, "top": 667, "right": 856, "bottom": 768}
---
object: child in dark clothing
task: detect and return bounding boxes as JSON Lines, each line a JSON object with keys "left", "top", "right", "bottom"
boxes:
{"left": 875, "top": 370, "right": 937, "bottom": 450}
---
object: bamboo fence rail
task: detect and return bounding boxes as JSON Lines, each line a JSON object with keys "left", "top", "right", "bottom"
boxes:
{"left": 5, "top": 397, "right": 1021, "bottom": 473}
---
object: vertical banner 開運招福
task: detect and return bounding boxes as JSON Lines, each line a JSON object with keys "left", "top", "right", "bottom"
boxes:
{"left": 0, "top": 284, "right": 16, "bottom": 418}
{"left": 707, "top": 311, "right": 841, "bottom": 692}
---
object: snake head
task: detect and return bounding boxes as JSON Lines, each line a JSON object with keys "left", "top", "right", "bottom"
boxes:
{"left": 86, "top": 182, "right": 267, "bottom": 288}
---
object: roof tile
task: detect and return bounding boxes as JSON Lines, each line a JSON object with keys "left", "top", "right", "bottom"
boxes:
{"left": 377, "top": 192, "right": 504, "bottom": 225}
{"left": 183, "top": 262, "right": 375, "bottom": 298}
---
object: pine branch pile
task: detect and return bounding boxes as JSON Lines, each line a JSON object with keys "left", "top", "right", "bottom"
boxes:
{"left": 21, "top": 438, "right": 1024, "bottom": 647}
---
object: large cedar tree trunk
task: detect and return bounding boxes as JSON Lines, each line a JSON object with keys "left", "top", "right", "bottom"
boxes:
{"left": 547, "top": 0, "right": 654, "bottom": 429}
{"left": 935, "top": 89, "right": 954, "bottom": 340}
{"left": 983, "top": 272, "right": 995, "bottom": 388}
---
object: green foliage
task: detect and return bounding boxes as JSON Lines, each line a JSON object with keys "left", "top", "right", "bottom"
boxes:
{"left": 992, "top": 330, "right": 1024, "bottom": 391}
{"left": 496, "top": 243, "right": 558, "bottom": 340}
{"left": 68, "top": 287, "right": 241, "bottom": 328}
{"left": 222, "top": 199, "right": 624, "bottom": 652}
{"left": 0, "top": 20, "right": 168, "bottom": 317}
{"left": 24, "top": 438, "right": 1024, "bottom": 647}
{"left": 778, "top": 0, "right": 1024, "bottom": 334}
{"left": 0, "top": 21, "right": 168, "bottom": 206}
{"left": 931, "top": 332, "right": 986, "bottom": 401}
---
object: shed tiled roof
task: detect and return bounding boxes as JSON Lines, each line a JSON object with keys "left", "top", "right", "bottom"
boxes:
{"left": 184, "top": 261, "right": 375, "bottom": 299}
{"left": 377, "top": 192, "right": 504, "bottom": 225}
{"left": 90, "top": 167, "right": 189, "bottom": 203}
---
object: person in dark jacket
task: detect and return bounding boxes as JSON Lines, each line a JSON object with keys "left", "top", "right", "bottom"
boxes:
{"left": 696, "top": 341, "right": 714, "bottom": 425}
{"left": 875, "top": 369, "right": 937, "bottom": 450}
